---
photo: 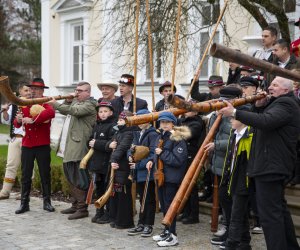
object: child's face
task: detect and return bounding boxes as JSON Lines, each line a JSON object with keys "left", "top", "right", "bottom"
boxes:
{"left": 117, "top": 118, "right": 126, "bottom": 126}
{"left": 98, "top": 107, "right": 113, "bottom": 120}
{"left": 138, "top": 123, "right": 150, "bottom": 130}
{"left": 159, "top": 120, "right": 174, "bottom": 131}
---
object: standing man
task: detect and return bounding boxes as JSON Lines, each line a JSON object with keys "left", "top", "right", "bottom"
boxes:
{"left": 97, "top": 82, "right": 118, "bottom": 102}
{"left": 49, "top": 81, "right": 97, "bottom": 220}
{"left": 155, "top": 81, "right": 177, "bottom": 111}
{"left": 14, "top": 78, "right": 56, "bottom": 214}
{"left": 110, "top": 74, "right": 148, "bottom": 116}
{"left": 0, "top": 83, "right": 31, "bottom": 199}
{"left": 219, "top": 76, "right": 300, "bottom": 250}
{"left": 253, "top": 25, "right": 278, "bottom": 62}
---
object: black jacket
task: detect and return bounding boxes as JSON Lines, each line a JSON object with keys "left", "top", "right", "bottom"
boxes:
{"left": 178, "top": 115, "right": 206, "bottom": 160}
{"left": 227, "top": 68, "right": 241, "bottom": 85}
{"left": 106, "top": 125, "right": 134, "bottom": 185}
{"left": 110, "top": 95, "right": 148, "bottom": 117}
{"left": 87, "top": 116, "right": 116, "bottom": 174}
{"left": 155, "top": 99, "right": 168, "bottom": 112}
{"left": 220, "top": 127, "right": 254, "bottom": 195}
{"left": 191, "top": 80, "right": 214, "bottom": 102}
{"left": 236, "top": 92, "right": 300, "bottom": 181}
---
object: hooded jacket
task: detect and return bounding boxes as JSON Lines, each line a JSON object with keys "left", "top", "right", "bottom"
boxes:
{"left": 153, "top": 126, "right": 191, "bottom": 184}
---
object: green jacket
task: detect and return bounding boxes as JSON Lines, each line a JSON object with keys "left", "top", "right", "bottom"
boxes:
{"left": 54, "top": 98, "right": 97, "bottom": 163}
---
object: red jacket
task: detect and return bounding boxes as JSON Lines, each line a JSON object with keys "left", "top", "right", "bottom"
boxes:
{"left": 14, "top": 103, "right": 55, "bottom": 148}
{"left": 291, "top": 38, "right": 300, "bottom": 57}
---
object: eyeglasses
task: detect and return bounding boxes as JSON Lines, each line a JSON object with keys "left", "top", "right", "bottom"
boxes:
{"left": 74, "top": 89, "right": 88, "bottom": 93}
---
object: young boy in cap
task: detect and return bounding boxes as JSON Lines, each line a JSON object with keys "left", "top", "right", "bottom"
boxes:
{"left": 218, "top": 105, "right": 254, "bottom": 250}
{"left": 147, "top": 111, "right": 190, "bottom": 247}
{"left": 239, "top": 76, "right": 259, "bottom": 97}
{"left": 88, "top": 102, "right": 116, "bottom": 224}
{"left": 107, "top": 110, "right": 135, "bottom": 229}
{"left": 155, "top": 81, "right": 177, "bottom": 111}
{"left": 127, "top": 109, "right": 158, "bottom": 237}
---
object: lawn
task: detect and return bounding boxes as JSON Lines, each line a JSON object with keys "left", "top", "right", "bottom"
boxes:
{"left": 0, "top": 124, "right": 10, "bottom": 134}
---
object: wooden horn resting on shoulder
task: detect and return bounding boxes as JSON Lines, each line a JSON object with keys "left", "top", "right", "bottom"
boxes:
{"left": 210, "top": 43, "right": 300, "bottom": 82}
{"left": 0, "top": 76, "right": 76, "bottom": 106}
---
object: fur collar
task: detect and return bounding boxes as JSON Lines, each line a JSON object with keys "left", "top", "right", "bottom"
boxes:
{"left": 170, "top": 126, "right": 191, "bottom": 141}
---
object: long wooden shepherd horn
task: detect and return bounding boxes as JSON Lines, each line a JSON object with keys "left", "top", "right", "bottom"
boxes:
{"left": 0, "top": 76, "right": 76, "bottom": 106}
{"left": 210, "top": 43, "right": 300, "bottom": 82}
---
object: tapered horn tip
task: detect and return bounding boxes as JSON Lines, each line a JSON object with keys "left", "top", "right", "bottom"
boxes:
{"left": 210, "top": 43, "right": 217, "bottom": 56}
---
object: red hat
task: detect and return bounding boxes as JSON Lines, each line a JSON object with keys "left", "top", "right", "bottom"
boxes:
{"left": 96, "top": 101, "right": 114, "bottom": 112}
{"left": 26, "top": 78, "right": 49, "bottom": 89}
{"left": 207, "top": 75, "right": 224, "bottom": 87}
{"left": 239, "top": 65, "right": 255, "bottom": 73}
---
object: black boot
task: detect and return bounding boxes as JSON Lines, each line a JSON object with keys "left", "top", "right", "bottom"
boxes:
{"left": 15, "top": 183, "right": 30, "bottom": 214}
{"left": 91, "top": 208, "right": 104, "bottom": 223}
{"left": 41, "top": 181, "right": 55, "bottom": 212}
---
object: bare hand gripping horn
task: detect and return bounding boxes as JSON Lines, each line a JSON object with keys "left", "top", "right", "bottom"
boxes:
{"left": 0, "top": 76, "right": 76, "bottom": 105}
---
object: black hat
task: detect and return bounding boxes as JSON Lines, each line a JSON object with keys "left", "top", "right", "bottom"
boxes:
{"left": 207, "top": 75, "right": 224, "bottom": 87}
{"left": 295, "top": 18, "right": 300, "bottom": 27}
{"left": 26, "top": 78, "right": 49, "bottom": 89}
{"left": 219, "top": 86, "right": 242, "bottom": 100}
{"left": 239, "top": 65, "right": 255, "bottom": 73}
{"left": 159, "top": 81, "right": 177, "bottom": 93}
{"left": 239, "top": 76, "right": 259, "bottom": 88}
{"left": 96, "top": 101, "right": 114, "bottom": 112}
{"left": 118, "top": 74, "right": 134, "bottom": 85}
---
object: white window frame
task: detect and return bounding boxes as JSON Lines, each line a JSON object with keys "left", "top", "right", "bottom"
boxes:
{"left": 71, "top": 22, "right": 84, "bottom": 83}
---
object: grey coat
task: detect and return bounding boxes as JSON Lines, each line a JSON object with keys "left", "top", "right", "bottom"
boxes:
{"left": 208, "top": 112, "right": 231, "bottom": 176}
{"left": 53, "top": 98, "right": 97, "bottom": 163}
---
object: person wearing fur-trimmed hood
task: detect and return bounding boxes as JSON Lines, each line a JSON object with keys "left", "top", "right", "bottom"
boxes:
{"left": 146, "top": 111, "right": 191, "bottom": 247}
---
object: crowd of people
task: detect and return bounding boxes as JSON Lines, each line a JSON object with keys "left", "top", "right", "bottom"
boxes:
{"left": 1, "top": 23, "right": 300, "bottom": 250}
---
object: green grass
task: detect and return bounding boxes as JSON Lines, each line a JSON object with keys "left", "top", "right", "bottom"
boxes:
{"left": 0, "top": 124, "right": 10, "bottom": 134}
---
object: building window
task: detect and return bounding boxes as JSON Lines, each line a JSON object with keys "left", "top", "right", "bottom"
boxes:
{"left": 72, "top": 24, "right": 84, "bottom": 83}
{"left": 146, "top": 37, "right": 163, "bottom": 80}
{"left": 202, "top": 1, "right": 220, "bottom": 26}
{"left": 200, "top": 31, "right": 219, "bottom": 78}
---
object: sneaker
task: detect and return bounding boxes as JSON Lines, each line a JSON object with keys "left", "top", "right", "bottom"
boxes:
{"left": 128, "top": 225, "right": 144, "bottom": 236}
{"left": 211, "top": 235, "right": 226, "bottom": 245}
{"left": 219, "top": 242, "right": 226, "bottom": 249}
{"left": 141, "top": 225, "right": 153, "bottom": 237}
{"left": 214, "top": 225, "right": 227, "bottom": 237}
{"left": 252, "top": 226, "right": 263, "bottom": 234}
{"left": 153, "top": 229, "right": 170, "bottom": 242}
{"left": 157, "top": 233, "right": 178, "bottom": 247}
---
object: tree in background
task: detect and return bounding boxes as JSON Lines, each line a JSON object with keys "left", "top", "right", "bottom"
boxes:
{"left": 0, "top": 0, "right": 41, "bottom": 94}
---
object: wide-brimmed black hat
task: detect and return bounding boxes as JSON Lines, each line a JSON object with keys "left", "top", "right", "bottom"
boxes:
{"left": 26, "top": 78, "right": 49, "bottom": 89}
{"left": 219, "top": 86, "right": 242, "bottom": 100}
{"left": 239, "top": 76, "right": 259, "bottom": 88}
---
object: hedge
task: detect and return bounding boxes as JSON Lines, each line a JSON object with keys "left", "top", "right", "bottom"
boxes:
{"left": 0, "top": 145, "right": 70, "bottom": 196}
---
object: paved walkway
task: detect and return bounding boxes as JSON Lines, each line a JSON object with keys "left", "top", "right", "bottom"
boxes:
{"left": 0, "top": 193, "right": 271, "bottom": 250}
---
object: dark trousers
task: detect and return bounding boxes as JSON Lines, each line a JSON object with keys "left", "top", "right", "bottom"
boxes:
{"left": 63, "top": 161, "right": 89, "bottom": 191}
{"left": 21, "top": 145, "right": 51, "bottom": 201}
{"left": 162, "top": 182, "right": 179, "bottom": 235}
{"left": 219, "top": 182, "right": 232, "bottom": 229}
{"left": 183, "top": 185, "right": 199, "bottom": 218}
{"left": 255, "top": 179, "right": 300, "bottom": 250}
{"left": 225, "top": 194, "right": 251, "bottom": 250}
{"left": 109, "top": 182, "right": 134, "bottom": 228}
{"left": 137, "top": 181, "right": 156, "bottom": 226}
{"left": 248, "top": 180, "right": 260, "bottom": 226}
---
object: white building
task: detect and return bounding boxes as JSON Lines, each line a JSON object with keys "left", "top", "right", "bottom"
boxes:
{"left": 42, "top": 0, "right": 300, "bottom": 108}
